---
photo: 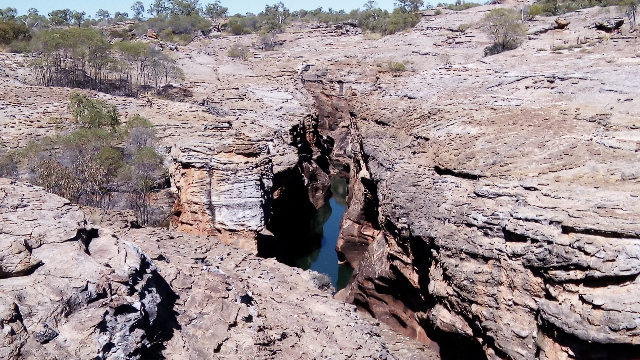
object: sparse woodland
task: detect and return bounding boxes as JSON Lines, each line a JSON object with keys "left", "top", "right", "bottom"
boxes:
{"left": 16, "top": 93, "right": 168, "bottom": 226}
{"left": 27, "top": 28, "right": 183, "bottom": 95}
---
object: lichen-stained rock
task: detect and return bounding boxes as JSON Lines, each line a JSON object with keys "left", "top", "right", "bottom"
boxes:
{"left": 0, "top": 179, "right": 171, "bottom": 360}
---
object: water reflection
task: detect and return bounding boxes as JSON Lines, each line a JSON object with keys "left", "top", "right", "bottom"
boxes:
{"left": 294, "top": 174, "right": 353, "bottom": 291}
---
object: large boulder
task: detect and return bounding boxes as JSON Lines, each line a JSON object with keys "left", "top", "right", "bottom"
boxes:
{"left": 0, "top": 179, "right": 172, "bottom": 359}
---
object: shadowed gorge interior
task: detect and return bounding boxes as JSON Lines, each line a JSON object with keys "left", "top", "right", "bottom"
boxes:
{"left": 265, "top": 159, "right": 354, "bottom": 291}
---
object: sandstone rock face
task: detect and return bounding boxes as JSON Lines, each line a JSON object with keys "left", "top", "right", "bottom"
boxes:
{"left": 0, "top": 179, "right": 169, "bottom": 359}
{"left": 0, "top": 182, "right": 436, "bottom": 359}
{"left": 286, "top": 6, "right": 640, "bottom": 359}
{"left": 104, "top": 224, "right": 437, "bottom": 360}
{"left": 170, "top": 139, "right": 274, "bottom": 252}
{"left": 333, "top": 9, "right": 640, "bottom": 359}
{"left": 334, "top": 122, "right": 383, "bottom": 269}
{"left": 147, "top": 28, "right": 158, "bottom": 39}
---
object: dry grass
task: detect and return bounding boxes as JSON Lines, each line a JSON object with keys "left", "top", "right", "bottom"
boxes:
{"left": 364, "top": 32, "right": 382, "bottom": 40}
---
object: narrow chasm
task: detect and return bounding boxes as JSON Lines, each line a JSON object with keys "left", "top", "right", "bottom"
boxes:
{"left": 261, "top": 118, "right": 354, "bottom": 291}
{"left": 295, "top": 164, "right": 354, "bottom": 291}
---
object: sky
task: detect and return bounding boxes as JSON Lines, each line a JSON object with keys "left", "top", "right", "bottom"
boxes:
{"left": 0, "top": 0, "right": 442, "bottom": 18}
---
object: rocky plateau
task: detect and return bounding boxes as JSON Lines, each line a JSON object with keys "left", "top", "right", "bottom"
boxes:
{"left": 1, "top": 0, "right": 640, "bottom": 359}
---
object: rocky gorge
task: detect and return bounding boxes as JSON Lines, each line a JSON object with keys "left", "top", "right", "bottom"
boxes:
{"left": 2, "top": 1, "right": 640, "bottom": 359}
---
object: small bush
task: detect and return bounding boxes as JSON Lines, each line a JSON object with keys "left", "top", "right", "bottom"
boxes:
{"left": 527, "top": 4, "right": 544, "bottom": 19}
{"left": 108, "top": 28, "right": 130, "bottom": 39}
{"left": 457, "top": 23, "right": 473, "bottom": 32}
{"left": 67, "top": 92, "right": 120, "bottom": 130}
{"left": 231, "top": 22, "right": 245, "bottom": 35}
{"left": 259, "top": 32, "right": 278, "bottom": 50}
{"left": 7, "top": 40, "right": 30, "bottom": 53}
{"left": 96, "top": 146, "right": 124, "bottom": 179}
{"left": 481, "top": 8, "right": 527, "bottom": 56}
{"left": 135, "top": 14, "right": 210, "bottom": 41}
{"left": 434, "top": 9, "right": 443, "bottom": 15}
{"left": 445, "top": 0, "right": 482, "bottom": 11}
{"left": 535, "top": 0, "right": 625, "bottom": 16}
{"left": 386, "top": 8, "right": 420, "bottom": 34}
{"left": 227, "top": 44, "right": 251, "bottom": 59}
{"left": 32, "top": 160, "right": 84, "bottom": 202}
{"left": 125, "top": 114, "right": 156, "bottom": 157}
{"left": 388, "top": 61, "right": 407, "bottom": 72}
{"left": 0, "top": 148, "right": 17, "bottom": 178}
{"left": 19, "top": 95, "right": 167, "bottom": 225}
{"left": 174, "top": 33, "right": 194, "bottom": 45}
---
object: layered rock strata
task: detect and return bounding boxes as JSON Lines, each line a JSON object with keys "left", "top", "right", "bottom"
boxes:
{"left": 339, "top": 60, "right": 640, "bottom": 360}
{"left": 170, "top": 138, "right": 274, "bottom": 252}
{"left": 0, "top": 180, "right": 437, "bottom": 359}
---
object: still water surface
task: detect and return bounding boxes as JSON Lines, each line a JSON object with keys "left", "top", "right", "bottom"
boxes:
{"left": 294, "top": 175, "right": 353, "bottom": 291}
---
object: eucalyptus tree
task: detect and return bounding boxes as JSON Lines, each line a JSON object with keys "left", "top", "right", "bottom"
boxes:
{"left": 262, "top": 2, "right": 290, "bottom": 32}
{"left": 131, "top": 1, "right": 145, "bottom": 19}
{"left": 96, "top": 9, "right": 111, "bottom": 22}
{"left": 71, "top": 11, "right": 85, "bottom": 27}
{"left": 48, "top": 9, "right": 73, "bottom": 25}
{"left": 0, "top": 7, "right": 17, "bottom": 21}
{"left": 170, "top": 0, "right": 202, "bottom": 16}
{"left": 204, "top": 0, "right": 228, "bottom": 31}
{"left": 148, "top": 0, "right": 170, "bottom": 17}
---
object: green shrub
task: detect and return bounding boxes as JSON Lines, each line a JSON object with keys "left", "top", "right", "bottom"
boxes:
{"left": 227, "top": 44, "right": 251, "bottom": 59}
{"left": 434, "top": 9, "right": 443, "bottom": 15}
{"left": 0, "top": 21, "right": 30, "bottom": 45}
{"left": 67, "top": 92, "right": 121, "bottom": 130}
{"left": 527, "top": 4, "right": 544, "bottom": 19}
{"left": 125, "top": 114, "right": 156, "bottom": 157}
{"left": 0, "top": 148, "right": 17, "bottom": 178}
{"left": 457, "top": 23, "right": 473, "bottom": 32}
{"left": 108, "top": 28, "right": 130, "bottom": 39}
{"left": 446, "top": 0, "right": 482, "bottom": 11}
{"left": 386, "top": 8, "right": 420, "bottom": 34}
{"left": 136, "top": 14, "right": 211, "bottom": 40}
{"left": 227, "top": 17, "right": 249, "bottom": 35}
{"left": 59, "top": 128, "right": 116, "bottom": 154}
{"left": 536, "top": 0, "right": 625, "bottom": 15}
{"left": 174, "top": 33, "right": 194, "bottom": 45}
{"left": 96, "top": 146, "right": 124, "bottom": 178}
{"left": 32, "top": 160, "right": 84, "bottom": 202}
{"left": 7, "top": 40, "right": 30, "bottom": 53}
{"left": 231, "top": 22, "right": 245, "bottom": 34}
{"left": 126, "top": 114, "right": 154, "bottom": 130}
{"left": 358, "top": 8, "right": 390, "bottom": 34}
{"left": 481, "top": 8, "right": 527, "bottom": 56}
{"left": 259, "top": 32, "right": 278, "bottom": 50}
{"left": 388, "top": 61, "right": 407, "bottom": 72}
{"left": 19, "top": 95, "right": 167, "bottom": 225}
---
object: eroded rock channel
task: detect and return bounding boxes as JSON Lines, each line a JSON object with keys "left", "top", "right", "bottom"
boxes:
{"left": 3, "top": 5, "right": 640, "bottom": 359}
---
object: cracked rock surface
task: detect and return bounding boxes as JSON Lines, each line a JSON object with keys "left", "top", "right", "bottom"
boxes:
{"left": 0, "top": 181, "right": 435, "bottom": 359}
{"left": 91, "top": 209, "right": 436, "bottom": 359}
{"left": 0, "top": 179, "right": 168, "bottom": 359}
